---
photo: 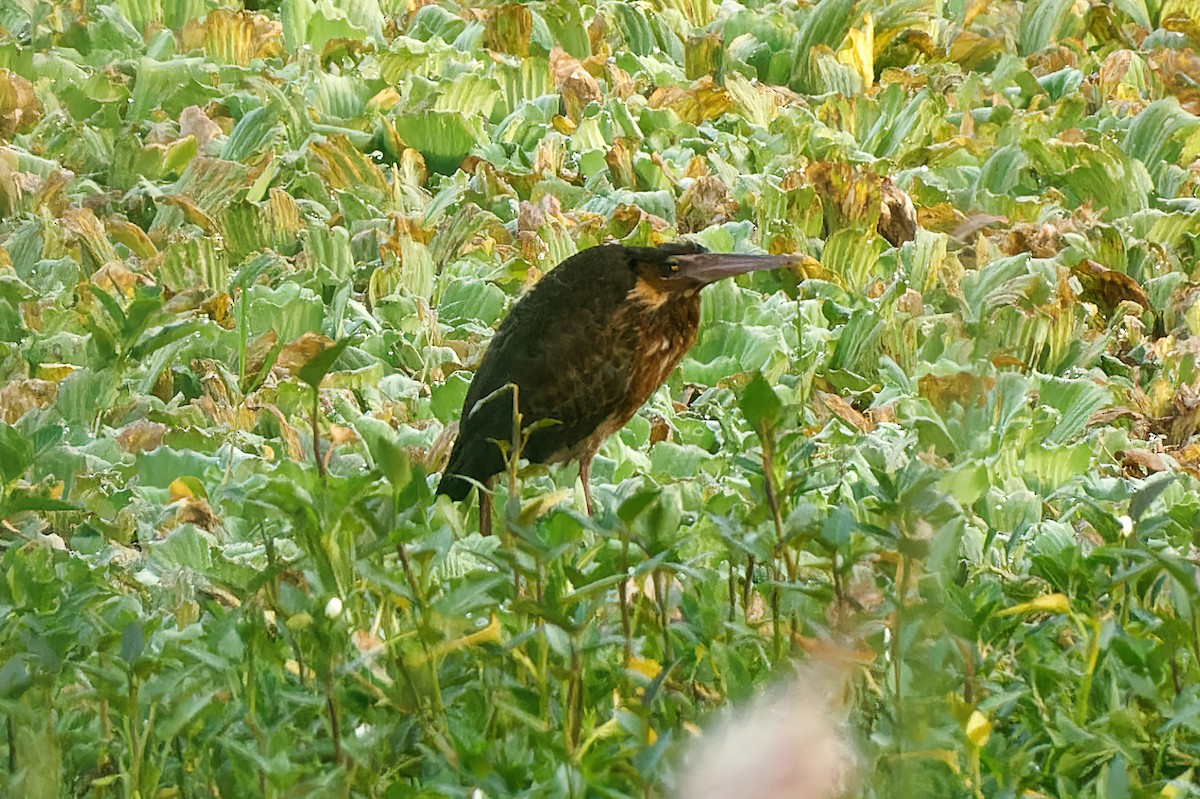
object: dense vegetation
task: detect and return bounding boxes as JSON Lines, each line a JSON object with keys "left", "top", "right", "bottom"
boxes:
{"left": 2, "top": 0, "right": 1200, "bottom": 796}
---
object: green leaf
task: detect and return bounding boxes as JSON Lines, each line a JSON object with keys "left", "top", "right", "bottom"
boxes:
{"left": 740, "top": 372, "right": 782, "bottom": 433}
{"left": 1017, "top": 0, "right": 1075, "bottom": 55}
{"left": 222, "top": 104, "right": 283, "bottom": 163}
{"left": 297, "top": 338, "right": 353, "bottom": 389}
{"left": 0, "top": 422, "right": 33, "bottom": 485}
{"left": 120, "top": 622, "right": 145, "bottom": 664}
{"left": 393, "top": 110, "right": 486, "bottom": 175}
{"left": 791, "top": 0, "right": 855, "bottom": 93}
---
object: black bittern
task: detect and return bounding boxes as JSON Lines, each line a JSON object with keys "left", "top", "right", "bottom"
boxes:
{"left": 437, "top": 241, "right": 799, "bottom": 526}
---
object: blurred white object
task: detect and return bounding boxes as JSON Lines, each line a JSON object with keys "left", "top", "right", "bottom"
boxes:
{"left": 676, "top": 663, "right": 860, "bottom": 799}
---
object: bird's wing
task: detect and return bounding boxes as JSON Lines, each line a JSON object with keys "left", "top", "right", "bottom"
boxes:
{"left": 441, "top": 250, "right": 636, "bottom": 493}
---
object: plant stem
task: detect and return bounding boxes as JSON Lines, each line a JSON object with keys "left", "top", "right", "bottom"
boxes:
{"left": 566, "top": 645, "right": 582, "bottom": 753}
{"left": 311, "top": 386, "right": 324, "bottom": 480}
{"left": 743, "top": 555, "right": 755, "bottom": 618}
{"left": 619, "top": 533, "right": 632, "bottom": 665}
{"left": 395, "top": 541, "right": 447, "bottom": 726}
{"left": 893, "top": 553, "right": 907, "bottom": 738}
{"left": 657, "top": 570, "right": 672, "bottom": 663}
{"left": 760, "top": 427, "right": 785, "bottom": 551}
{"left": 727, "top": 566, "right": 736, "bottom": 622}
{"left": 325, "top": 668, "right": 343, "bottom": 765}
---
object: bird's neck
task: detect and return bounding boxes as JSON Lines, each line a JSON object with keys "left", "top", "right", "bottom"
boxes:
{"left": 620, "top": 289, "right": 702, "bottom": 407}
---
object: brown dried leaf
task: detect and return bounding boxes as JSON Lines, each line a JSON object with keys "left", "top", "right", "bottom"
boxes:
{"left": 605, "top": 137, "right": 639, "bottom": 189}
{"left": 116, "top": 419, "right": 168, "bottom": 454}
{"left": 648, "top": 414, "right": 672, "bottom": 446}
{"left": 0, "top": 378, "right": 57, "bottom": 424}
{"left": 517, "top": 229, "right": 550, "bottom": 264}
{"left": 896, "top": 288, "right": 924, "bottom": 317}
{"left": 677, "top": 175, "right": 738, "bottom": 234}
{"left": 1116, "top": 448, "right": 1169, "bottom": 477}
{"left": 61, "top": 206, "right": 120, "bottom": 267}
{"left": 246, "top": 329, "right": 280, "bottom": 378}
{"left": 949, "top": 212, "right": 1007, "bottom": 241}
{"left": 1087, "top": 407, "right": 1151, "bottom": 439}
{"left": 0, "top": 69, "right": 42, "bottom": 140}
{"left": 998, "top": 219, "right": 1075, "bottom": 258}
{"left": 865, "top": 404, "right": 897, "bottom": 426}
{"left": 793, "top": 634, "right": 876, "bottom": 666}
{"left": 1072, "top": 259, "right": 1149, "bottom": 314}
{"left": 31, "top": 169, "right": 72, "bottom": 216}
{"left": 169, "top": 496, "right": 221, "bottom": 534}
{"left": 262, "top": 403, "right": 305, "bottom": 460}
{"left": 92, "top": 261, "right": 148, "bottom": 297}
{"left": 1148, "top": 49, "right": 1200, "bottom": 115}
{"left": 1171, "top": 442, "right": 1200, "bottom": 479}
{"left": 425, "top": 420, "right": 457, "bottom": 473}
{"left": 817, "top": 391, "right": 874, "bottom": 433}
{"left": 1170, "top": 383, "right": 1200, "bottom": 445}
{"left": 604, "top": 60, "right": 637, "bottom": 100}
{"left": 1027, "top": 45, "right": 1078, "bottom": 75}
{"left": 179, "top": 105, "right": 223, "bottom": 149}
{"left": 806, "top": 161, "right": 882, "bottom": 232}
{"left": 919, "top": 372, "right": 996, "bottom": 410}
{"left": 195, "top": 395, "right": 259, "bottom": 431}
{"left": 587, "top": 12, "right": 610, "bottom": 59}
{"left": 483, "top": 4, "right": 533, "bottom": 57}
{"left": 877, "top": 178, "right": 917, "bottom": 247}
{"left": 276, "top": 332, "right": 336, "bottom": 376}
{"left": 647, "top": 76, "right": 732, "bottom": 125}
{"left": 550, "top": 47, "right": 601, "bottom": 121}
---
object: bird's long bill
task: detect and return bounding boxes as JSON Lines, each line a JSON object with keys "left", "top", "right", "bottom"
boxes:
{"left": 674, "top": 252, "right": 803, "bottom": 286}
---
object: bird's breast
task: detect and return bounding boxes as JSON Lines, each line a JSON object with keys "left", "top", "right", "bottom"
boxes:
{"left": 566, "top": 291, "right": 700, "bottom": 460}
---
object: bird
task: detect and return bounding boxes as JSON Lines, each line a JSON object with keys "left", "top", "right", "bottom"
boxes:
{"left": 436, "top": 241, "right": 800, "bottom": 530}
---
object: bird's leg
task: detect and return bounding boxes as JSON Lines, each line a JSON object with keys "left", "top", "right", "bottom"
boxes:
{"left": 479, "top": 478, "right": 494, "bottom": 537}
{"left": 579, "top": 455, "right": 594, "bottom": 515}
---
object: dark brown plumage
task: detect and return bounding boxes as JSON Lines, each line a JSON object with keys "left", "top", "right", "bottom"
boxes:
{"left": 437, "top": 241, "right": 798, "bottom": 518}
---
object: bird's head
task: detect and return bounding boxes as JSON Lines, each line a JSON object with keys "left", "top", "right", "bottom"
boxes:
{"left": 629, "top": 242, "right": 808, "bottom": 296}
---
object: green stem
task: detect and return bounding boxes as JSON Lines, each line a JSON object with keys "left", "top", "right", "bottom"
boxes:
{"left": 311, "top": 386, "right": 324, "bottom": 480}
{"left": 324, "top": 668, "right": 343, "bottom": 765}
{"left": 619, "top": 533, "right": 632, "bottom": 665}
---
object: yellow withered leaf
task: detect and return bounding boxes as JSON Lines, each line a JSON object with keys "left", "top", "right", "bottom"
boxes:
{"left": 61, "top": 206, "right": 120, "bottom": 267}
{"left": 104, "top": 218, "right": 159, "bottom": 260}
{"left": 996, "top": 593, "right": 1071, "bottom": 617}
{"left": 417, "top": 615, "right": 502, "bottom": 663}
{"left": 518, "top": 489, "right": 572, "bottom": 525}
{"left": 0, "top": 68, "right": 41, "bottom": 140}
{"left": 647, "top": 76, "right": 732, "bottom": 125}
{"left": 157, "top": 194, "right": 220, "bottom": 234}
{"left": 483, "top": 4, "right": 533, "bottom": 57}
{"left": 965, "top": 709, "right": 991, "bottom": 747}
{"left": 627, "top": 656, "right": 662, "bottom": 680}
{"left": 34, "top": 363, "right": 79, "bottom": 382}
{"left": 168, "top": 476, "right": 205, "bottom": 502}
{"left": 181, "top": 9, "right": 283, "bottom": 67}
{"left": 838, "top": 13, "right": 875, "bottom": 90}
